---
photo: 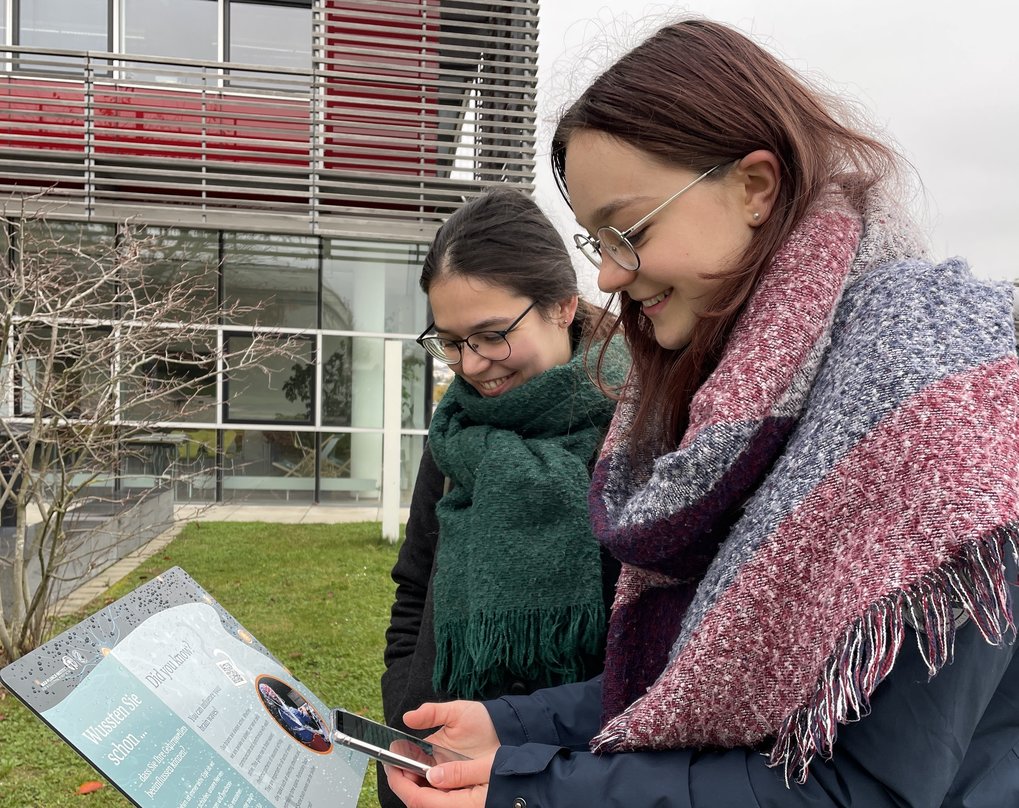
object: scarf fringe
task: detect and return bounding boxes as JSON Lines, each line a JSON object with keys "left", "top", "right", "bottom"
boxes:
{"left": 769, "top": 525, "right": 1019, "bottom": 785}
{"left": 433, "top": 603, "right": 605, "bottom": 699}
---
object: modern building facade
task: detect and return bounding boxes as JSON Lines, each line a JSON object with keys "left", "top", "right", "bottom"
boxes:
{"left": 0, "top": 0, "right": 539, "bottom": 507}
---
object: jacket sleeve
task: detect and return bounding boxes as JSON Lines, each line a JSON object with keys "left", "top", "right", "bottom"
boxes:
{"left": 381, "top": 443, "right": 444, "bottom": 729}
{"left": 484, "top": 587, "right": 1019, "bottom": 808}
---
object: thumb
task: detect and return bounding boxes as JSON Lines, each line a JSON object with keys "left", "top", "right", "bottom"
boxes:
{"left": 405, "top": 700, "right": 459, "bottom": 730}
{"left": 426, "top": 755, "right": 492, "bottom": 789}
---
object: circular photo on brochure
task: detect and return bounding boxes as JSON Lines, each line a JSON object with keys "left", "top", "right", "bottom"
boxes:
{"left": 255, "top": 674, "right": 332, "bottom": 753}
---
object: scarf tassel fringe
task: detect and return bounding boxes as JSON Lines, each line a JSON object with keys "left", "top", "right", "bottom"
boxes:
{"left": 770, "top": 525, "right": 1019, "bottom": 784}
{"left": 433, "top": 604, "right": 605, "bottom": 700}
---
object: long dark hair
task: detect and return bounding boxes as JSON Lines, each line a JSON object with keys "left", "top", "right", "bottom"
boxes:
{"left": 552, "top": 18, "right": 898, "bottom": 450}
{"left": 421, "top": 187, "right": 609, "bottom": 344}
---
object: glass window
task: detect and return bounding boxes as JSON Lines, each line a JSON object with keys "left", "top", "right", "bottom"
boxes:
{"left": 19, "top": 221, "right": 117, "bottom": 317}
{"left": 321, "top": 335, "right": 384, "bottom": 429}
{"left": 16, "top": 326, "right": 113, "bottom": 418}
{"left": 19, "top": 0, "right": 108, "bottom": 51}
{"left": 402, "top": 341, "right": 426, "bottom": 430}
{"left": 222, "top": 232, "right": 318, "bottom": 328}
{"left": 229, "top": 2, "right": 311, "bottom": 70}
{"left": 319, "top": 430, "right": 380, "bottom": 504}
{"left": 121, "top": 0, "right": 216, "bottom": 82}
{"left": 224, "top": 334, "right": 313, "bottom": 423}
{"left": 322, "top": 239, "right": 427, "bottom": 334}
{"left": 221, "top": 429, "right": 315, "bottom": 504}
{"left": 122, "top": 335, "right": 217, "bottom": 424}
{"left": 135, "top": 227, "right": 220, "bottom": 319}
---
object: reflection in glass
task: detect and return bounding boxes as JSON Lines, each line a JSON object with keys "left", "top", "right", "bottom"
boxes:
{"left": 135, "top": 227, "right": 219, "bottom": 319}
{"left": 321, "top": 335, "right": 385, "bottom": 429}
{"left": 402, "top": 342, "right": 426, "bottom": 430}
{"left": 322, "top": 239, "right": 427, "bottom": 333}
{"left": 122, "top": 0, "right": 216, "bottom": 70}
{"left": 230, "top": 2, "right": 311, "bottom": 70}
{"left": 225, "top": 335, "right": 312, "bottom": 423}
{"left": 319, "top": 431, "right": 380, "bottom": 505}
{"left": 19, "top": 0, "right": 107, "bottom": 51}
{"left": 122, "top": 336, "right": 216, "bottom": 423}
{"left": 16, "top": 326, "right": 112, "bottom": 418}
{"left": 223, "top": 232, "right": 318, "bottom": 328}
{"left": 19, "top": 221, "right": 117, "bottom": 317}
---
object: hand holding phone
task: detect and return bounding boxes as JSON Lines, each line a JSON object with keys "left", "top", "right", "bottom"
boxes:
{"left": 331, "top": 708, "right": 470, "bottom": 778}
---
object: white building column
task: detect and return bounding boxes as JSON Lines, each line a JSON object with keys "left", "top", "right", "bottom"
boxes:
{"left": 381, "top": 340, "right": 403, "bottom": 542}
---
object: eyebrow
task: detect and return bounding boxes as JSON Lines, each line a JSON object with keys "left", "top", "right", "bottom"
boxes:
{"left": 578, "top": 195, "right": 655, "bottom": 231}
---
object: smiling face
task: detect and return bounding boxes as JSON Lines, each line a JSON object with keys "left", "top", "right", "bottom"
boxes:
{"left": 427, "top": 274, "right": 576, "bottom": 397}
{"left": 564, "top": 130, "right": 758, "bottom": 351}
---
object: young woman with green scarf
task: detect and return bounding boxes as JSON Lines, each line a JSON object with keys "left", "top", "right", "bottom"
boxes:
{"left": 378, "top": 188, "right": 628, "bottom": 808}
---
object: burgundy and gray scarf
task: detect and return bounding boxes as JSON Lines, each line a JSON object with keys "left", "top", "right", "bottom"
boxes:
{"left": 588, "top": 190, "right": 1019, "bottom": 781}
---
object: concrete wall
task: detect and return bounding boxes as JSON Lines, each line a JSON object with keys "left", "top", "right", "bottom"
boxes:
{"left": 0, "top": 488, "right": 173, "bottom": 616}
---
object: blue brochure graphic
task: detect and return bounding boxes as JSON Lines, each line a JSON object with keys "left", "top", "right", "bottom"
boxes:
{"left": 0, "top": 566, "right": 366, "bottom": 808}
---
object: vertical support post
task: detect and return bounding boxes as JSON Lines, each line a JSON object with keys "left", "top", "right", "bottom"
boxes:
{"left": 382, "top": 340, "right": 402, "bottom": 543}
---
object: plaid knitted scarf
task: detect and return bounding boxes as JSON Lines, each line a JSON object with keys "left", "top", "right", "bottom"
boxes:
{"left": 589, "top": 191, "right": 1019, "bottom": 781}
{"left": 429, "top": 338, "right": 628, "bottom": 699}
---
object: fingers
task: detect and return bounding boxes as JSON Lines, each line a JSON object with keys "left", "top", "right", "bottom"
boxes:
{"left": 426, "top": 753, "right": 493, "bottom": 790}
{"left": 404, "top": 700, "right": 460, "bottom": 730}
{"left": 386, "top": 765, "right": 482, "bottom": 808}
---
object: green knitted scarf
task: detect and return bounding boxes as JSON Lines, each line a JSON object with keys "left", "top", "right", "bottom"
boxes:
{"left": 428, "top": 338, "right": 628, "bottom": 699}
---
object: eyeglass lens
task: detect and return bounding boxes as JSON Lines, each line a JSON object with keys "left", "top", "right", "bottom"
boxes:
{"left": 423, "top": 331, "right": 512, "bottom": 365}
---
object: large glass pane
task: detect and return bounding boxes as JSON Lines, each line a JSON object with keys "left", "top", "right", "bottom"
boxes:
{"left": 221, "top": 429, "right": 315, "bottom": 504}
{"left": 322, "top": 239, "right": 427, "bottom": 334}
{"left": 20, "top": 0, "right": 107, "bottom": 51}
{"left": 16, "top": 326, "right": 113, "bottom": 418}
{"left": 135, "top": 227, "right": 219, "bottom": 319}
{"left": 19, "top": 221, "right": 117, "bottom": 317}
{"left": 321, "top": 335, "right": 385, "bottom": 429}
{"left": 230, "top": 2, "right": 311, "bottom": 70}
{"left": 319, "top": 430, "right": 380, "bottom": 505}
{"left": 122, "top": 334, "right": 217, "bottom": 424}
{"left": 400, "top": 433, "right": 425, "bottom": 506}
{"left": 224, "top": 334, "right": 312, "bottom": 423}
{"left": 402, "top": 341, "right": 426, "bottom": 430}
{"left": 223, "top": 232, "right": 318, "bottom": 328}
{"left": 122, "top": 0, "right": 216, "bottom": 60}
{"left": 120, "top": 427, "right": 183, "bottom": 495}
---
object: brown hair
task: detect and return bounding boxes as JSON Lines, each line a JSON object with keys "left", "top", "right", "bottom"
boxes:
{"left": 552, "top": 18, "right": 898, "bottom": 451}
{"left": 420, "top": 187, "right": 611, "bottom": 345}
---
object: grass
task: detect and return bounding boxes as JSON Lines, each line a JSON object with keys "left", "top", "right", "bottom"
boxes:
{"left": 0, "top": 521, "right": 402, "bottom": 808}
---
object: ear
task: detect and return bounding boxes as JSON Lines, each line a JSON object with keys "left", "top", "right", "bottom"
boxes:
{"left": 736, "top": 150, "right": 780, "bottom": 227}
{"left": 555, "top": 295, "right": 580, "bottom": 327}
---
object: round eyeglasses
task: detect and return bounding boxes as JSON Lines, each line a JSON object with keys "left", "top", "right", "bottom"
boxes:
{"left": 416, "top": 300, "right": 538, "bottom": 365}
{"left": 573, "top": 165, "right": 720, "bottom": 272}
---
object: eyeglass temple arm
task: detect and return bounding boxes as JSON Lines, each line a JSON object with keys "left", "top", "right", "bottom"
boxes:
{"left": 620, "top": 165, "right": 720, "bottom": 237}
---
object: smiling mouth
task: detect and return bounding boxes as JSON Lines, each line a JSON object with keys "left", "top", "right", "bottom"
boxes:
{"left": 640, "top": 289, "right": 671, "bottom": 308}
{"left": 478, "top": 374, "right": 512, "bottom": 392}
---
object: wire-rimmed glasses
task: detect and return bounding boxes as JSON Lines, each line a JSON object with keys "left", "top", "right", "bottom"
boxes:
{"left": 573, "top": 165, "right": 720, "bottom": 271}
{"left": 416, "top": 300, "right": 538, "bottom": 365}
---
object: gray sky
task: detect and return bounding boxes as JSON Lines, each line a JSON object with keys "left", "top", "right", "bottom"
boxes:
{"left": 533, "top": 1, "right": 1019, "bottom": 294}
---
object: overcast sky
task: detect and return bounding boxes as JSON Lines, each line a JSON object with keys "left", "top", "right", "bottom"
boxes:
{"left": 532, "top": 1, "right": 1019, "bottom": 295}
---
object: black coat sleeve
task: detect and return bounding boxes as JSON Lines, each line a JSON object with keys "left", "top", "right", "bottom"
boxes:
{"left": 381, "top": 443, "right": 445, "bottom": 730}
{"left": 378, "top": 445, "right": 446, "bottom": 808}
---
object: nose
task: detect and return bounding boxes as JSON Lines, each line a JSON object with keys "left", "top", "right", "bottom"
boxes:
{"left": 597, "top": 257, "right": 636, "bottom": 295}
{"left": 457, "top": 346, "right": 492, "bottom": 376}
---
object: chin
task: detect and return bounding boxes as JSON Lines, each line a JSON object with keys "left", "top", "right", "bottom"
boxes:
{"left": 653, "top": 330, "right": 693, "bottom": 352}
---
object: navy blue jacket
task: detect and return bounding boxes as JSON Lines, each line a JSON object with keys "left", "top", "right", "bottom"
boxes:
{"left": 484, "top": 579, "right": 1019, "bottom": 807}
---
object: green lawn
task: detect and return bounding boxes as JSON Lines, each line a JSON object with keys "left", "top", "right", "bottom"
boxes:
{"left": 0, "top": 521, "right": 402, "bottom": 808}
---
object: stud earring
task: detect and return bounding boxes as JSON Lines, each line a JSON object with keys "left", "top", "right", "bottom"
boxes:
{"left": 752, "top": 212, "right": 761, "bottom": 221}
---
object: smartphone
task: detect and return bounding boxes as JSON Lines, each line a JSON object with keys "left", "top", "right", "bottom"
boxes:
{"left": 331, "top": 708, "right": 470, "bottom": 778}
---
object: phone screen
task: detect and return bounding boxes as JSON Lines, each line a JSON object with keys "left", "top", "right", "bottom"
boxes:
{"left": 331, "top": 709, "right": 469, "bottom": 776}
